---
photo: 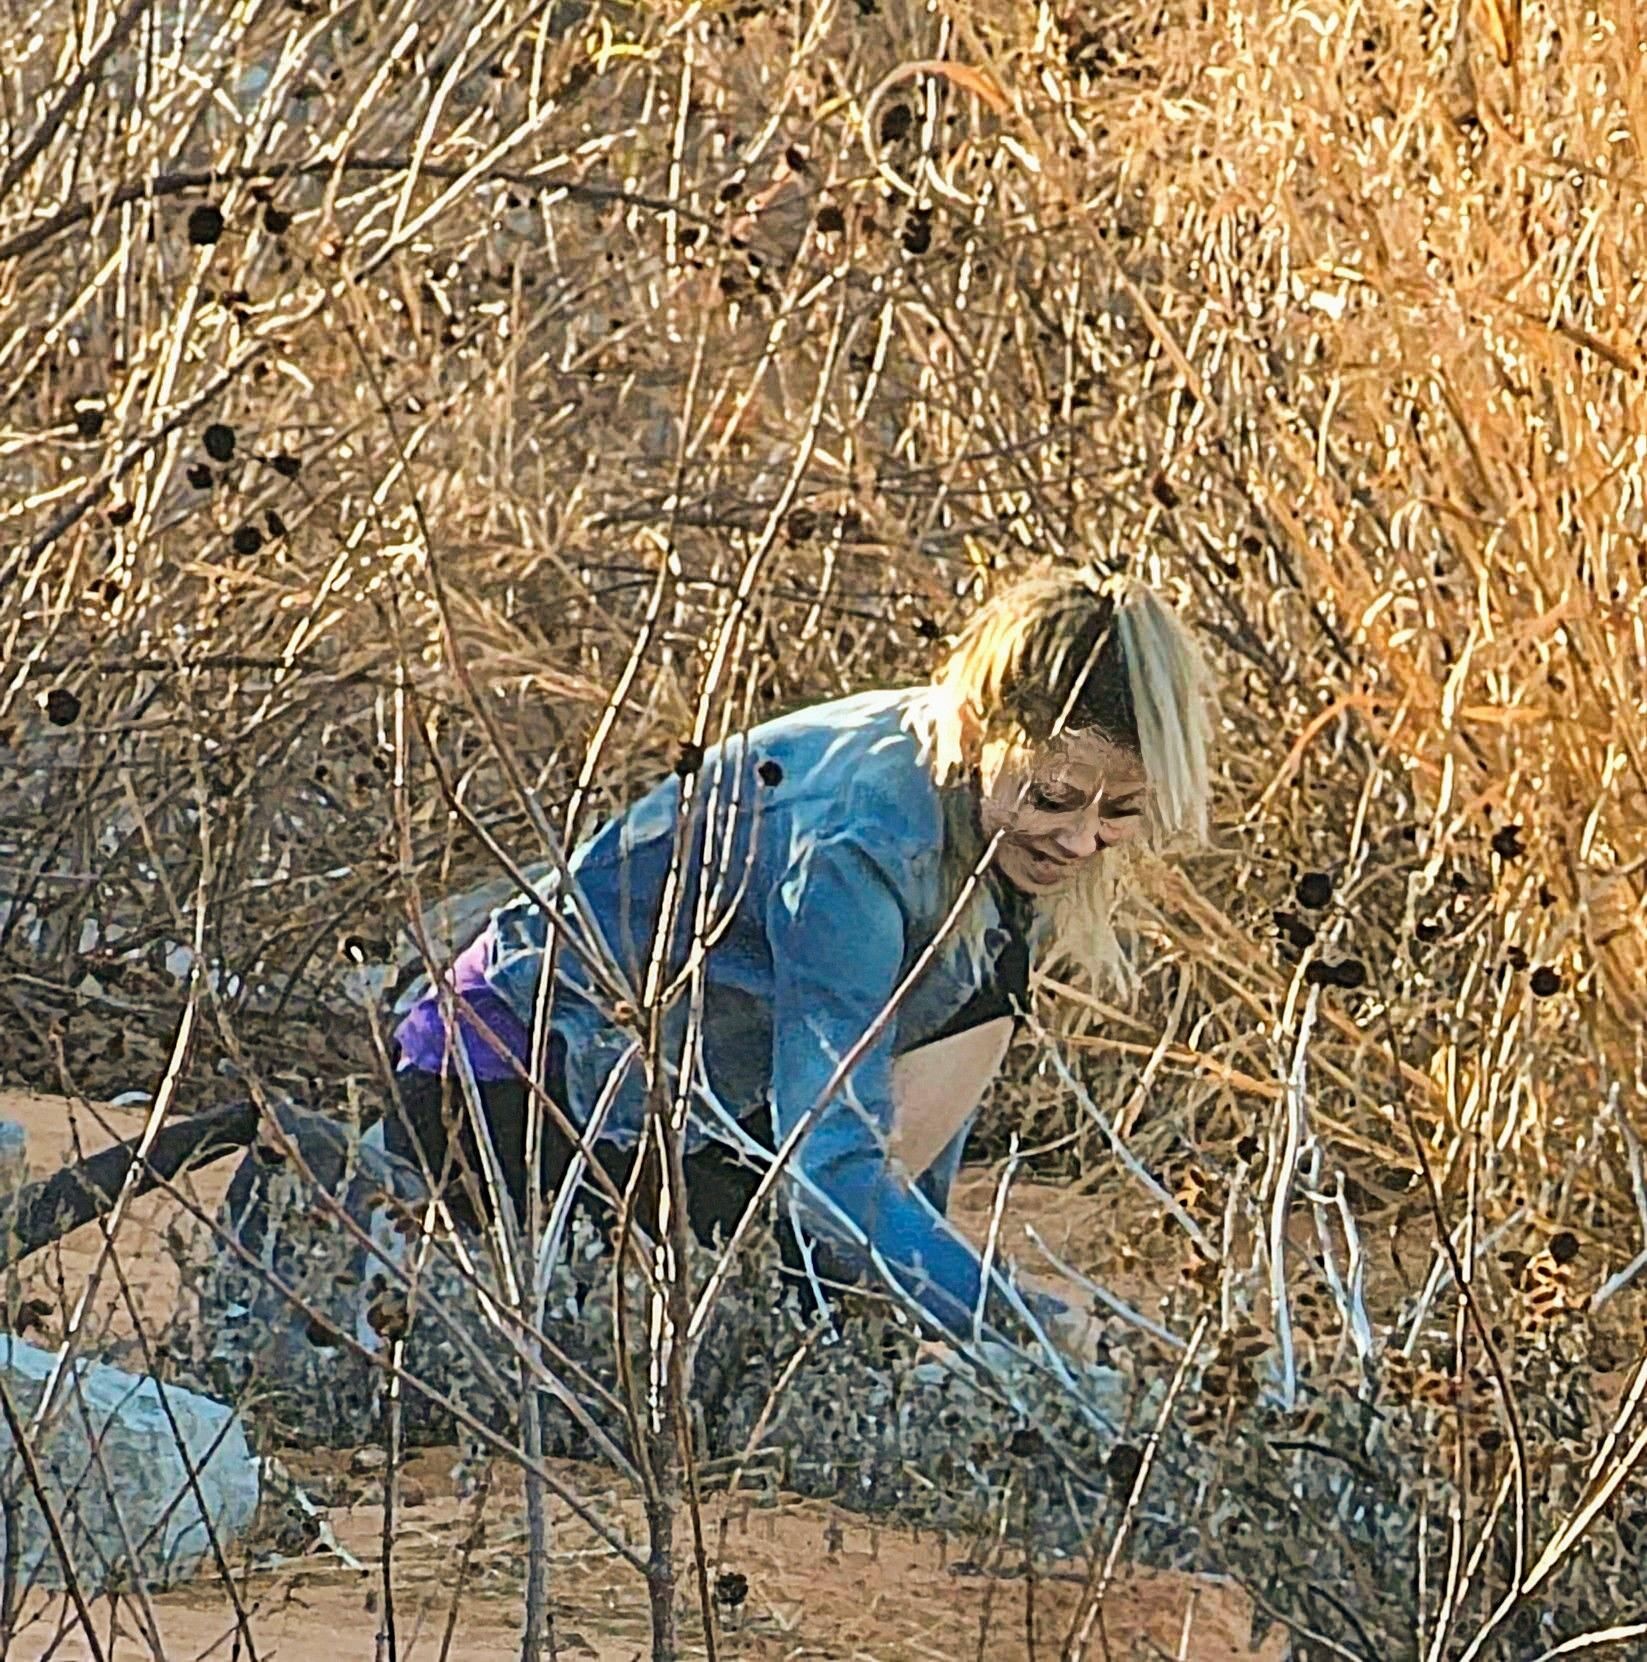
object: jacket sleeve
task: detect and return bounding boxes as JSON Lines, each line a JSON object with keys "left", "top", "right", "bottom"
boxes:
{"left": 766, "top": 835, "right": 1060, "bottom": 1340}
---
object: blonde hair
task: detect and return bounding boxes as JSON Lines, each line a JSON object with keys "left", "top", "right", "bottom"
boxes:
{"left": 906, "top": 568, "right": 1214, "bottom": 992}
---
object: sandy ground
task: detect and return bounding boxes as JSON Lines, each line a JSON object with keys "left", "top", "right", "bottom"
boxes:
{"left": 0, "top": 1086, "right": 1286, "bottom": 1661}
{"left": 6, "top": 1467, "right": 1286, "bottom": 1661}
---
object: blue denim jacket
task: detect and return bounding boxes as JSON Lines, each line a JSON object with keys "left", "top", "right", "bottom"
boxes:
{"left": 431, "top": 688, "right": 1059, "bottom": 1338}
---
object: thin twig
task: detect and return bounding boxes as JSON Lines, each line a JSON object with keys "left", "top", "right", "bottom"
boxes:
{"left": 1592, "top": 1090, "right": 1647, "bottom": 1310}
{"left": 1020, "top": 1226, "right": 1187, "bottom": 1352}
{"left": 1028, "top": 1015, "right": 1214, "bottom": 1259}
{"left": 0, "top": 1370, "right": 110, "bottom": 1662}
{"left": 1062, "top": 1315, "right": 1210, "bottom": 1662}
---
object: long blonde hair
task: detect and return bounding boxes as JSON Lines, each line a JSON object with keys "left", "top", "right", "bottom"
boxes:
{"left": 906, "top": 568, "right": 1214, "bottom": 992}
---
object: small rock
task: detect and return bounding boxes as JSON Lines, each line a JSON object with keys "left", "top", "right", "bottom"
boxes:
{"left": 1, "top": 1336, "right": 259, "bottom": 1591}
{"left": 350, "top": 1445, "right": 388, "bottom": 1473}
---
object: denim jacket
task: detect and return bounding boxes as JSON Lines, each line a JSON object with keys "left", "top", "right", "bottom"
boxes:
{"left": 399, "top": 687, "right": 1060, "bottom": 1339}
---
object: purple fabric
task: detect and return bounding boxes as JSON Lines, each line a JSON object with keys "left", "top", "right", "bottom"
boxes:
{"left": 392, "top": 928, "right": 532, "bottom": 1081}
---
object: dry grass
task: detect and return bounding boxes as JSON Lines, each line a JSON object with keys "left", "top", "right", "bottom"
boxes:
{"left": 3, "top": 0, "right": 1646, "bottom": 1655}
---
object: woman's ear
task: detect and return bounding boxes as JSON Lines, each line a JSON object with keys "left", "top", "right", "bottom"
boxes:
{"left": 954, "top": 697, "right": 986, "bottom": 765}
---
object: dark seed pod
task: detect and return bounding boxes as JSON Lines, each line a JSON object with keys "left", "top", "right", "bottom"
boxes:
{"left": 204, "top": 422, "right": 236, "bottom": 461}
{"left": 231, "top": 525, "right": 264, "bottom": 555}
{"left": 1006, "top": 1426, "right": 1042, "bottom": 1459}
{"left": 1295, "top": 871, "right": 1333, "bottom": 909}
{"left": 366, "top": 1289, "right": 410, "bottom": 1341}
{"left": 45, "top": 687, "right": 81, "bottom": 726}
{"left": 1275, "top": 911, "right": 1316, "bottom": 950}
{"left": 879, "top": 103, "right": 913, "bottom": 143}
{"left": 713, "top": 1570, "right": 749, "bottom": 1609}
{"left": 188, "top": 203, "right": 225, "bottom": 245}
{"left": 1491, "top": 823, "right": 1525, "bottom": 861}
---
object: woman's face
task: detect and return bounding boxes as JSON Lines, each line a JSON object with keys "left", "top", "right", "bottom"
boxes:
{"left": 978, "top": 731, "right": 1149, "bottom": 895}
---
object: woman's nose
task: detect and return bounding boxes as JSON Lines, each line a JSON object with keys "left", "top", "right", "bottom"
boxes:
{"left": 1052, "top": 809, "right": 1102, "bottom": 860}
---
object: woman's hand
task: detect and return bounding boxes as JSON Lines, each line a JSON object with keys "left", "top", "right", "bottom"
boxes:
{"left": 912, "top": 1305, "right": 1106, "bottom": 1380}
{"left": 1044, "top": 1303, "right": 1110, "bottom": 1368}
{"left": 1012, "top": 1273, "right": 1106, "bottom": 1367}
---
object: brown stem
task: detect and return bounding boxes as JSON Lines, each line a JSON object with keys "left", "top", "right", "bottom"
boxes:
{"left": 377, "top": 1340, "right": 403, "bottom": 1662}
{"left": 520, "top": 1384, "right": 554, "bottom": 1662}
{"left": 0, "top": 1377, "right": 111, "bottom": 1662}
{"left": 0, "top": 159, "right": 707, "bottom": 267}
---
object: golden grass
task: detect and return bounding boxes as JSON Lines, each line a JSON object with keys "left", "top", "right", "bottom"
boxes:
{"left": 1, "top": 0, "right": 1645, "bottom": 1642}
{"left": 2, "top": 0, "right": 1643, "bottom": 1279}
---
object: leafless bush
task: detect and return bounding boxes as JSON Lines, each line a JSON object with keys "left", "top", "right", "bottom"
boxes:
{"left": 3, "top": 0, "right": 1645, "bottom": 1657}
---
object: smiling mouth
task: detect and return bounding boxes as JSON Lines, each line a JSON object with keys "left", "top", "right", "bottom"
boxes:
{"left": 1024, "top": 848, "right": 1079, "bottom": 874}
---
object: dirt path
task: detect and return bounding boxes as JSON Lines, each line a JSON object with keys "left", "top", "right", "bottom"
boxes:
{"left": 1, "top": 1087, "right": 1283, "bottom": 1661}
{"left": 9, "top": 1473, "right": 1284, "bottom": 1662}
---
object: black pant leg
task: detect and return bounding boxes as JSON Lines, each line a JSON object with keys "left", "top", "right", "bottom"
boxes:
{"left": 386, "top": 1068, "right": 848, "bottom": 1305}
{"left": 681, "top": 1134, "right": 771, "bottom": 1249}
{"left": 385, "top": 1047, "right": 577, "bottom": 1232}
{"left": 681, "top": 1108, "right": 864, "bottom": 1308}
{"left": 384, "top": 1067, "right": 481, "bottom": 1229}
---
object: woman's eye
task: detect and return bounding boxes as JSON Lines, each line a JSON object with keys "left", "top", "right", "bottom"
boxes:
{"left": 1102, "top": 804, "right": 1143, "bottom": 821}
{"left": 1029, "top": 787, "right": 1079, "bottom": 811}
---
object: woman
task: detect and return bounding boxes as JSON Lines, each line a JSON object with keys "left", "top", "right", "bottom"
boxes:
{"left": 387, "top": 568, "right": 1212, "bottom": 1354}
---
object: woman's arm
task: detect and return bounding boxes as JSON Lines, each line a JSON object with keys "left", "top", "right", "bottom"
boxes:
{"left": 767, "top": 836, "right": 1061, "bottom": 1341}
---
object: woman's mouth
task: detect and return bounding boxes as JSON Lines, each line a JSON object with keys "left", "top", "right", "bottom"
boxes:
{"left": 1020, "top": 846, "right": 1080, "bottom": 879}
